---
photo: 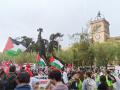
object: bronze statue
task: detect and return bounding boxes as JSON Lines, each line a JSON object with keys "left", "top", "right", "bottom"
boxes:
{"left": 37, "top": 28, "right": 43, "bottom": 41}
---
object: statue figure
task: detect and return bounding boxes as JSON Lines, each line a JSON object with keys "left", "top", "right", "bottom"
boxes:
{"left": 48, "top": 33, "right": 63, "bottom": 55}
{"left": 37, "top": 28, "right": 43, "bottom": 42}
{"left": 36, "top": 28, "right": 48, "bottom": 61}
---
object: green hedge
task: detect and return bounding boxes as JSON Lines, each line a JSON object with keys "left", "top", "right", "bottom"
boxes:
{"left": 0, "top": 52, "right": 37, "bottom": 64}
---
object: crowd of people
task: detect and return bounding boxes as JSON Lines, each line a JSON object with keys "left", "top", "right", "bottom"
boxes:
{"left": 0, "top": 63, "right": 120, "bottom": 90}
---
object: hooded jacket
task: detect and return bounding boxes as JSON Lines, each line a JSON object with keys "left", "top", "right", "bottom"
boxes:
{"left": 82, "top": 78, "right": 96, "bottom": 90}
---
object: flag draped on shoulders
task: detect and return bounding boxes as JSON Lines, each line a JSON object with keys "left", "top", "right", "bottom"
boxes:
{"left": 3, "top": 37, "right": 26, "bottom": 56}
{"left": 36, "top": 53, "right": 46, "bottom": 67}
{"left": 50, "top": 56, "right": 64, "bottom": 69}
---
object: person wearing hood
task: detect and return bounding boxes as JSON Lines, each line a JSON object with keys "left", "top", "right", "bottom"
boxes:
{"left": 82, "top": 71, "right": 97, "bottom": 90}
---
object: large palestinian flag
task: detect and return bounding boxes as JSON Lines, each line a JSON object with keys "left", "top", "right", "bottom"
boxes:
{"left": 50, "top": 56, "right": 64, "bottom": 69}
{"left": 3, "top": 37, "right": 26, "bottom": 56}
{"left": 36, "top": 53, "right": 46, "bottom": 67}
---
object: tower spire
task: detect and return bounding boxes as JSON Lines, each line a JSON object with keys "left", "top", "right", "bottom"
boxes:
{"left": 96, "top": 11, "right": 104, "bottom": 20}
{"left": 97, "top": 11, "right": 101, "bottom": 18}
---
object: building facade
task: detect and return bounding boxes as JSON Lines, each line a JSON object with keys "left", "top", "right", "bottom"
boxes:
{"left": 90, "top": 13, "right": 110, "bottom": 42}
{"left": 90, "top": 12, "right": 120, "bottom": 42}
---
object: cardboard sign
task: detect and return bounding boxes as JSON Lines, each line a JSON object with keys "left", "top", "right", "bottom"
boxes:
{"left": 34, "top": 76, "right": 49, "bottom": 88}
{"left": 39, "top": 79, "right": 49, "bottom": 88}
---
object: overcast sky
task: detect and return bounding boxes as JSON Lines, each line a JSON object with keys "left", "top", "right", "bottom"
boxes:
{"left": 0, "top": 0, "right": 120, "bottom": 52}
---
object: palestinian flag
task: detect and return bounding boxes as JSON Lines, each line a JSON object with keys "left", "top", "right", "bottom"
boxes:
{"left": 36, "top": 53, "right": 46, "bottom": 67}
{"left": 3, "top": 37, "right": 26, "bottom": 56}
{"left": 50, "top": 56, "right": 64, "bottom": 69}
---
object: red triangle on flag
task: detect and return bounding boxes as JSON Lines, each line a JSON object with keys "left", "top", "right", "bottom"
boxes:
{"left": 50, "top": 56, "right": 55, "bottom": 63}
{"left": 3, "top": 37, "right": 14, "bottom": 52}
{"left": 36, "top": 53, "right": 41, "bottom": 62}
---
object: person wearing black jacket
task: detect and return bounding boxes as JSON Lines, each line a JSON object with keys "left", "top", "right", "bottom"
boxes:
{"left": 7, "top": 65, "right": 17, "bottom": 90}
{"left": 98, "top": 75, "right": 108, "bottom": 90}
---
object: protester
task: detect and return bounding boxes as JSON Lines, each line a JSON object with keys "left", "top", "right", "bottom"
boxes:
{"left": 7, "top": 65, "right": 17, "bottom": 90}
{"left": 62, "top": 68, "right": 68, "bottom": 84}
{"left": 82, "top": 71, "right": 97, "bottom": 90}
{"left": 0, "top": 69, "right": 7, "bottom": 90}
{"left": 0, "top": 80, "right": 4, "bottom": 90}
{"left": 20, "top": 66, "right": 26, "bottom": 72}
{"left": 98, "top": 75, "right": 108, "bottom": 90}
{"left": 46, "top": 80, "right": 55, "bottom": 90}
{"left": 0, "top": 60, "right": 120, "bottom": 90}
{"left": 106, "top": 70, "right": 114, "bottom": 90}
{"left": 25, "top": 64, "right": 33, "bottom": 77}
{"left": 95, "top": 71, "right": 100, "bottom": 88}
{"left": 15, "top": 71, "right": 32, "bottom": 90}
{"left": 68, "top": 72, "right": 80, "bottom": 90}
{"left": 48, "top": 70, "right": 68, "bottom": 90}
{"left": 30, "top": 70, "right": 40, "bottom": 90}
{"left": 112, "top": 75, "right": 120, "bottom": 90}
{"left": 78, "top": 71, "right": 84, "bottom": 90}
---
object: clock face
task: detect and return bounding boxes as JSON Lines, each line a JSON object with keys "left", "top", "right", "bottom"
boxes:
{"left": 95, "top": 34, "right": 100, "bottom": 40}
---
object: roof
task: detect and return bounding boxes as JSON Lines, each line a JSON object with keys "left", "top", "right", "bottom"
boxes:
{"left": 110, "top": 36, "right": 120, "bottom": 40}
{"left": 90, "top": 18, "right": 109, "bottom": 25}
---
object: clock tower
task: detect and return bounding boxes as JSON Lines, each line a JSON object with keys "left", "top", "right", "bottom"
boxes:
{"left": 90, "top": 12, "right": 110, "bottom": 43}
